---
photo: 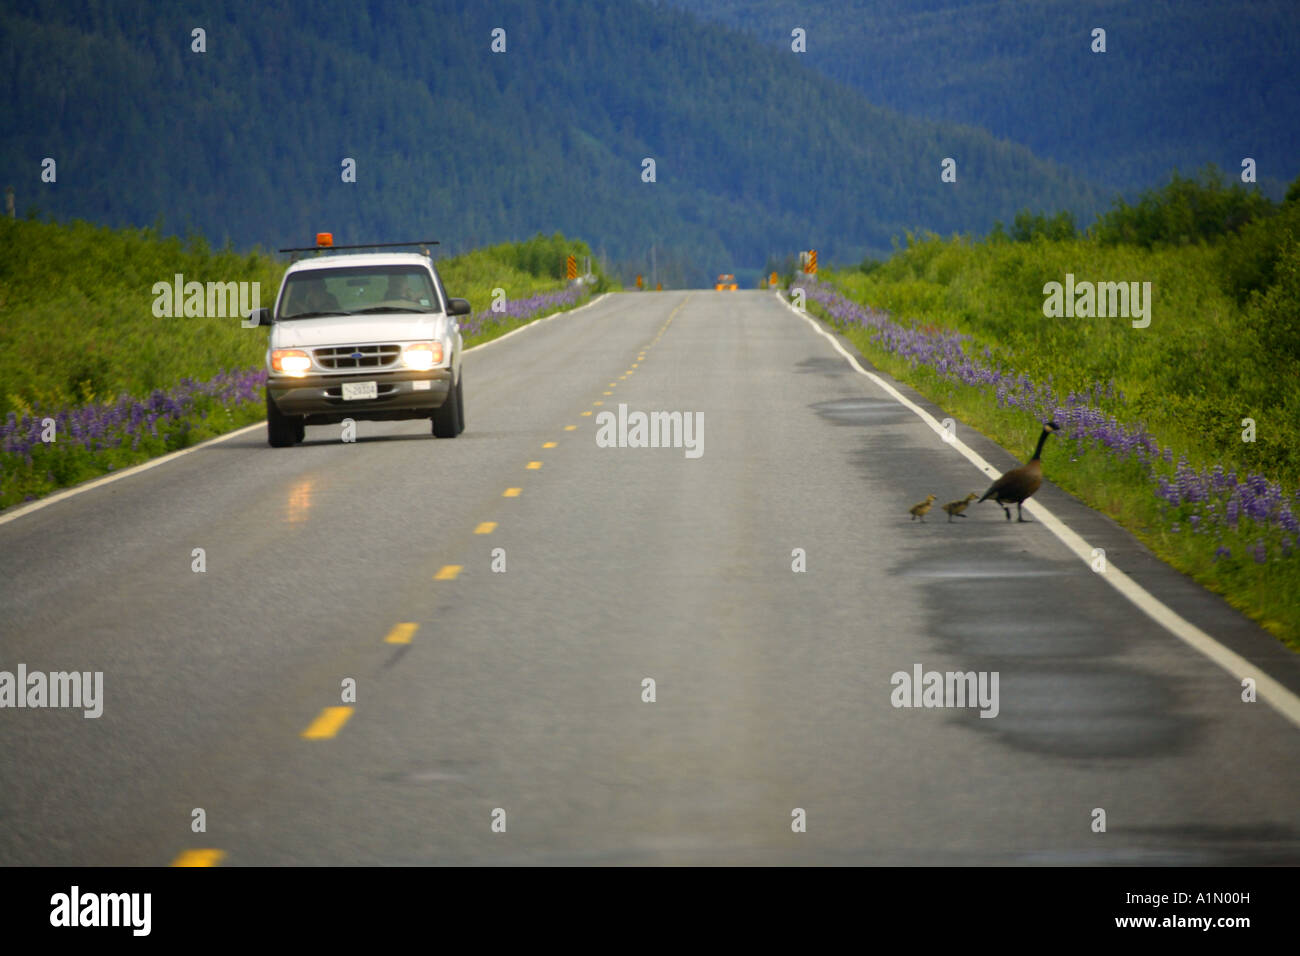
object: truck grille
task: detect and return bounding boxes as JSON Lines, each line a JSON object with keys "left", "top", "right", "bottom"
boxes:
{"left": 314, "top": 344, "right": 402, "bottom": 369}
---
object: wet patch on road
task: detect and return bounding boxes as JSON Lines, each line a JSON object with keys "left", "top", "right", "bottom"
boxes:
{"left": 810, "top": 396, "right": 910, "bottom": 426}
{"left": 794, "top": 357, "right": 851, "bottom": 378}
{"left": 1015, "top": 821, "right": 1300, "bottom": 864}
{"left": 893, "top": 544, "right": 1198, "bottom": 759}
{"left": 382, "top": 760, "right": 475, "bottom": 785}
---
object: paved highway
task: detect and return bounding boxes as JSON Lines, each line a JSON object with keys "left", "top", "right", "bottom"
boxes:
{"left": 1, "top": 290, "right": 1298, "bottom": 864}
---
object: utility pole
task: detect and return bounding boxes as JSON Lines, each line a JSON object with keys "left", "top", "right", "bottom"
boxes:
{"left": 651, "top": 242, "right": 657, "bottom": 290}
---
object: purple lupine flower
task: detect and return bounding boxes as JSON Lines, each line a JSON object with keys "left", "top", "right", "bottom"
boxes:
{"left": 1280, "top": 506, "right": 1299, "bottom": 535}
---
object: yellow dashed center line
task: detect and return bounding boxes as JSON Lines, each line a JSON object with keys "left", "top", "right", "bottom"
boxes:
{"left": 385, "top": 622, "right": 418, "bottom": 644}
{"left": 343, "top": 301, "right": 697, "bottom": 735}
{"left": 302, "top": 706, "right": 353, "bottom": 740}
{"left": 172, "top": 849, "right": 225, "bottom": 867}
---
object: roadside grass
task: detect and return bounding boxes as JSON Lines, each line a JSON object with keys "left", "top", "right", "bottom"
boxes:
{"left": 0, "top": 218, "right": 279, "bottom": 417}
{"left": 0, "top": 219, "right": 609, "bottom": 509}
{"left": 436, "top": 231, "right": 616, "bottom": 322}
{"left": 801, "top": 242, "right": 1300, "bottom": 649}
{"left": 834, "top": 236, "right": 1300, "bottom": 485}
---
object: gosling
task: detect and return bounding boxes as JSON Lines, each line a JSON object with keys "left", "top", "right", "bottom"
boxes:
{"left": 942, "top": 493, "right": 979, "bottom": 522}
{"left": 909, "top": 494, "right": 937, "bottom": 522}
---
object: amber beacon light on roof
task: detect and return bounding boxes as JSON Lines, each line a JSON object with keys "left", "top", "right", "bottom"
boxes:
{"left": 276, "top": 233, "right": 442, "bottom": 260}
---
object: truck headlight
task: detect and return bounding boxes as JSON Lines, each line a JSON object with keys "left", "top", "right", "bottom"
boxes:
{"left": 403, "top": 342, "right": 443, "bottom": 370}
{"left": 271, "top": 349, "right": 312, "bottom": 376}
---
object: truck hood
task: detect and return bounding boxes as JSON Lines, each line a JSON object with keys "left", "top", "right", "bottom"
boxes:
{"left": 271, "top": 313, "right": 449, "bottom": 348}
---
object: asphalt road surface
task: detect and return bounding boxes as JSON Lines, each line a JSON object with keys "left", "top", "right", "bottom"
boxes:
{"left": 2, "top": 290, "right": 1298, "bottom": 865}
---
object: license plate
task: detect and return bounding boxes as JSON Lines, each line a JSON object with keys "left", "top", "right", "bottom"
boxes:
{"left": 342, "top": 381, "right": 378, "bottom": 401}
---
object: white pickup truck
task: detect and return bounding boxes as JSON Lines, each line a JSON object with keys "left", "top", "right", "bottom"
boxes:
{"left": 251, "top": 240, "right": 467, "bottom": 447}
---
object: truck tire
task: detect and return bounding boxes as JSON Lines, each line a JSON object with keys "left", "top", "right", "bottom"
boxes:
{"left": 456, "top": 373, "right": 465, "bottom": 433}
{"left": 431, "top": 372, "right": 462, "bottom": 438}
{"left": 266, "top": 389, "right": 301, "bottom": 447}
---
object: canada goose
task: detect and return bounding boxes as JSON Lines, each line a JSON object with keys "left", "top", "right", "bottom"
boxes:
{"left": 942, "top": 493, "right": 979, "bottom": 522}
{"left": 909, "top": 494, "right": 937, "bottom": 522}
{"left": 979, "top": 421, "right": 1060, "bottom": 522}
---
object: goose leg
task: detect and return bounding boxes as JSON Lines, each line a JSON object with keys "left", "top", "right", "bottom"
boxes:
{"left": 1017, "top": 502, "right": 1031, "bottom": 523}
{"left": 1002, "top": 505, "right": 1012, "bottom": 521}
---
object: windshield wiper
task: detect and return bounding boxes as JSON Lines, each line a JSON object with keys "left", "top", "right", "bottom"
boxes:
{"left": 281, "top": 310, "right": 350, "bottom": 319}
{"left": 351, "top": 306, "right": 434, "bottom": 314}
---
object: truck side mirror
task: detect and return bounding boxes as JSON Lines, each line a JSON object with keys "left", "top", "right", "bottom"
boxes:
{"left": 244, "top": 307, "right": 272, "bottom": 328}
{"left": 447, "top": 298, "right": 471, "bottom": 316}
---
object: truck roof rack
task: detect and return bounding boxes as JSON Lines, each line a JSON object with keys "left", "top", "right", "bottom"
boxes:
{"left": 278, "top": 239, "right": 441, "bottom": 253}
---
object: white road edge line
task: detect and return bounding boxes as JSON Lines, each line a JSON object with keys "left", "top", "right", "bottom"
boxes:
{"left": 0, "top": 292, "right": 611, "bottom": 528}
{"left": 778, "top": 290, "right": 1300, "bottom": 731}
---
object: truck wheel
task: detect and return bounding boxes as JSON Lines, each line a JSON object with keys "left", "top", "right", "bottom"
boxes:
{"left": 431, "top": 373, "right": 462, "bottom": 438}
{"left": 266, "top": 389, "right": 300, "bottom": 447}
{"left": 455, "top": 374, "right": 465, "bottom": 433}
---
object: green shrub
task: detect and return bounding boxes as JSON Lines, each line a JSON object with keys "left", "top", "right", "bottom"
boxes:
{"left": 1094, "top": 166, "right": 1275, "bottom": 248}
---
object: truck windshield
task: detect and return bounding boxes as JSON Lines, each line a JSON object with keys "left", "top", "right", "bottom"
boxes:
{"left": 278, "top": 266, "right": 440, "bottom": 319}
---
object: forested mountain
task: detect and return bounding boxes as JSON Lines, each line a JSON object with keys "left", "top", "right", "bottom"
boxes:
{"left": 2, "top": 0, "right": 1103, "bottom": 285}
{"left": 673, "top": 0, "right": 1300, "bottom": 198}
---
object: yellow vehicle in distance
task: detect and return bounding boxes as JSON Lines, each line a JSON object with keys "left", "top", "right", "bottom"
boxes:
{"left": 714, "top": 273, "right": 738, "bottom": 291}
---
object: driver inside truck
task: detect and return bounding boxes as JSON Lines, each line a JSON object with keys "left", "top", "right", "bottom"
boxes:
{"left": 293, "top": 277, "right": 341, "bottom": 314}
{"left": 383, "top": 275, "right": 416, "bottom": 302}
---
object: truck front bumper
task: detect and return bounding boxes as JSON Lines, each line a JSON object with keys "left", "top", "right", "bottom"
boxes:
{"left": 268, "top": 368, "right": 453, "bottom": 424}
